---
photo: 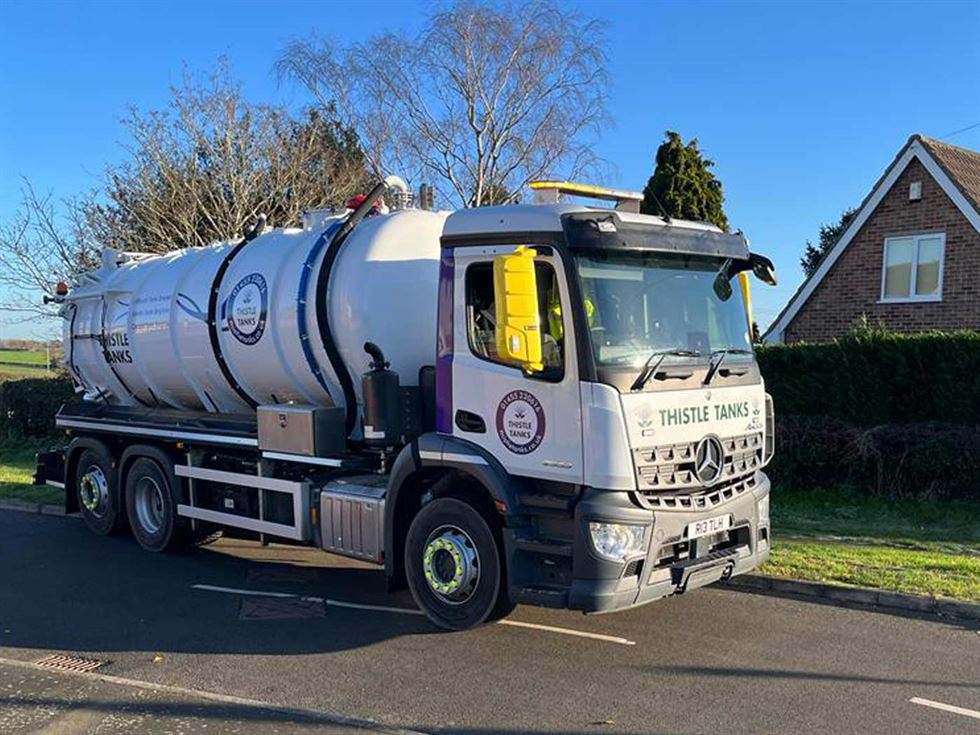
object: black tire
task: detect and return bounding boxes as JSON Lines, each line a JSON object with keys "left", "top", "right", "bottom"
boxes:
{"left": 405, "top": 496, "right": 513, "bottom": 630}
{"left": 75, "top": 448, "right": 121, "bottom": 536}
{"left": 124, "top": 456, "right": 182, "bottom": 553}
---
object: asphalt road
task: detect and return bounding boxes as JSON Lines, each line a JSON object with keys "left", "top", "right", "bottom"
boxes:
{"left": 1, "top": 510, "right": 977, "bottom": 735}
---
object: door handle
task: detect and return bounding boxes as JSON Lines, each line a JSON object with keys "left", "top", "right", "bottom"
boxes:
{"left": 455, "top": 410, "right": 486, "bottom": 434}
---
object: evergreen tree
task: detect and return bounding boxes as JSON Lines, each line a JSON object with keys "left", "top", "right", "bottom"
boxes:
{"left": 800, "top": 207, "right": 858, "bottom": 277}
{"left": 641, "top": 131, "right": 729, "bottom": 231}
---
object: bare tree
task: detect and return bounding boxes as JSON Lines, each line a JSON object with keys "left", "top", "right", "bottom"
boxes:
{"left": 92, "top": 62, "right": 368, "bottom": 252}
{"left": 0, "top": 60, "right": 369, "bottom": 318}
{"left": 277, "top": 0, "right": 608, "bottom": 208}
{"left": 0, "top": 182, "right": 101, "bottom": 316}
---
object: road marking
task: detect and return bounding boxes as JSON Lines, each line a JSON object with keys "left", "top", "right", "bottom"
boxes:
{"left": 322, "top": 598, "right": 425, "bottom": 616}
{"left": 192, "top": 583, "right": 636, "bottom": 645}
{"left": 498, "top": 619, "right": 636, "bottom": 646}
{"left": 0, "top": 654, "right": 426, "bottom": 735}
{"left": 192, "top": 584, "right": 422, "bottom": 615}
{"left": 192, "top": 583, "right": 299, "bottom": 599}
{"left": 910, "top": 697, "right": 980, "bottom": 721}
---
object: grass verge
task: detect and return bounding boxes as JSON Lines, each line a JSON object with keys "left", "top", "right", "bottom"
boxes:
{"left": 763, "top": 486, "right": 980, "bottom": 603}
{"left": 764, "top": 540, "right": 980, "bottom": 602}
{"left": 0, "top": 438, "right": 64, "bottom": 506}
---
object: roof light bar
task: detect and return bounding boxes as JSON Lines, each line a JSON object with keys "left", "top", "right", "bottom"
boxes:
{"left": 529, "top": 180, "right": 643, "bottom": 213}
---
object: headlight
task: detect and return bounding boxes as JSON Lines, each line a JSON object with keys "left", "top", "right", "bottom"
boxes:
{"left": 588, "top": 522, "right": 648, "bottom": 562}
{"left": 757, "top": 495, "right": 770, "bottom": 525}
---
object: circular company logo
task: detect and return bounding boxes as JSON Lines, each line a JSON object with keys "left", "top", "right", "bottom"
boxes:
{"left": 496, "top": 390, "right": 546, "bottom": 455}
{"left": 227, "top": 273, "right": 268, "bottom": 346}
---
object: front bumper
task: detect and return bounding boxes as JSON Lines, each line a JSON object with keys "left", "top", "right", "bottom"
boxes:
{"left": 567, "top": 473, "right": 770, "bottom": 614}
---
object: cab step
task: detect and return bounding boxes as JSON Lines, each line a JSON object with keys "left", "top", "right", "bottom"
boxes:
{"left": 512, "top": 585, "right": 569, "bottom": 608}
{"left": 513, "top": 536, "right": 573, "bottom": 557}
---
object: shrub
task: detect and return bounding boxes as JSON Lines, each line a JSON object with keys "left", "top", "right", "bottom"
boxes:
{"left": 0, "top": 377, "right": 74, "bottom": 438}
{"left": 768, "top": 415, "right": 979, "bottom": 502}
{"left": 757, "top": 329, "right": 980, "bottom": 427}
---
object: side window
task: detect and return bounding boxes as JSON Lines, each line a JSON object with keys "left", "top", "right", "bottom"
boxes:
{"left": 465, "top": 261, "right": 565, "bottom": 376}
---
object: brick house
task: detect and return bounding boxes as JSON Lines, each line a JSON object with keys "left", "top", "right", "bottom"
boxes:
{"left": 766, "top": 135, "right": 980, "bottom": 343}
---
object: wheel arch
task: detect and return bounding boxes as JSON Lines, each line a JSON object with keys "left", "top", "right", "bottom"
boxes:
{"left": 118, "top": 443, "right": 179, "bottom": 495}
{"left": 384, "top": 433, "right": 525, "bottom": 585}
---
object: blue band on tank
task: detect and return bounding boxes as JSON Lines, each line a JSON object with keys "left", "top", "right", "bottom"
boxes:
{"left": 298, "top": 221, "right": 343, "bottom": 396}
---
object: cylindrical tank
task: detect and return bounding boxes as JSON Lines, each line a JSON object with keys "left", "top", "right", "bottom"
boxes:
{"left": 61, "top": 208, "right": 448, "bottom": 437}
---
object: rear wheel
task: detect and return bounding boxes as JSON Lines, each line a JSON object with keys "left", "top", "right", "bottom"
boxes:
{"left": 405, "top": 496, "right": 513, "bottom": 630}
{"left": 75, "top": 448, "right": 121, "bottom": 536}
{"left": 125, "top": 456, "right": 182, "bottom": 553}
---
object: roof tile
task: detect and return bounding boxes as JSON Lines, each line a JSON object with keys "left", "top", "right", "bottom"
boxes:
{"left": 918, "top": 135, "right": 980, "bottom": 212}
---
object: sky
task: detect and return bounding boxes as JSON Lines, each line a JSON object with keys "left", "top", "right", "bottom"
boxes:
{"left": 1, "top": 0, "right": 979, "bottom": 340}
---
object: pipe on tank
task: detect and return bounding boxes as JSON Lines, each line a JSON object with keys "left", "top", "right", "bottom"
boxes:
{"left": 315, "top": 180, "right": 390, "bottom": 437}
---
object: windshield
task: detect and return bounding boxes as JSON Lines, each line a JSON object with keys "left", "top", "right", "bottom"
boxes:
{"left": 574, "top": 250, "right": 753, "bottom": 368}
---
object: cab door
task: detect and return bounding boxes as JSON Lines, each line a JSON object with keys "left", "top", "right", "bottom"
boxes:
{"left": 449, "top": 244, "right": 583, "bottom": 484}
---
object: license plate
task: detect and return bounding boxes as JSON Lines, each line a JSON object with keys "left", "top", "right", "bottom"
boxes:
{"left": 687, "top": 514, "right": 732, "bottom": 540}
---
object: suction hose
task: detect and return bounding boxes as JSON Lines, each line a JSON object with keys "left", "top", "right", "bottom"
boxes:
{"left": 315, "top": 180, "right": 390, "bottom": 437}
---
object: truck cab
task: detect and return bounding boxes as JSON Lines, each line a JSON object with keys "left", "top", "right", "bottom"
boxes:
{"left": 391, "top": 193, "right": 776, "bottom": 627}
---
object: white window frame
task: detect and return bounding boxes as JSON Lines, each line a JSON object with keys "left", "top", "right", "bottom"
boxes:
{"left": 879, "top": 232, "right": 945, "bottom": 303}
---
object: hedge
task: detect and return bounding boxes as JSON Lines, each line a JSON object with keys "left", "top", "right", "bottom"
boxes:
{"left": 757, "top": 329, "right": 980, "bottom": 427}
{"left": 768, "top": 415, "right": 979, "bottom": 501}
{"left": 0, "top": 377, "right": 75, "bottom": 439}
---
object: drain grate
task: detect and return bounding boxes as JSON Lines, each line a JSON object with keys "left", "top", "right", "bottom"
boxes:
{"left": 246, "top": 566, "right": 318, "bottom": 586}
{"left": 35, "top": 654, "right": 107, "bottom": 673}
{"left": 239, "top": 596, "right": 325, "bottom": 620}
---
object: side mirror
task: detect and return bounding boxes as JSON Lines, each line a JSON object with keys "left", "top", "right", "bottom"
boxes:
{"left": 749, "top": 253, "right": 777, "bottom": 286}
{"left": 713, "top": 259, "right": 734, "bottom": 301}
{"left": 494, "top": 246, "right": 543, "bottom": 372}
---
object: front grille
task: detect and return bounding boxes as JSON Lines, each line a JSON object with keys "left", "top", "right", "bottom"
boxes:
{"left": 633, "top": 473, "right": 758, "bottom": 511}
{"left": 633, "top": 431, "right": 764, "bottom": 492}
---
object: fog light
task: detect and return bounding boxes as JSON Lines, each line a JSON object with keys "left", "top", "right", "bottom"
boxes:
{"left": 589, "top": 522, "right": 648, "bottom": 562}
{"left": 757, "top": 495, "right": 770, "bottom": 526}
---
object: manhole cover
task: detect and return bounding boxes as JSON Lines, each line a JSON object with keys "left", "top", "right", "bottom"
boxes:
{"left": 239, "top": 596, "right": 324, "bottom": 620}
{"left": 246, "top": 566, "right": 318, "bottom": 586}
{"left": 35, "top": 654, "right": 107, "bottom": 673}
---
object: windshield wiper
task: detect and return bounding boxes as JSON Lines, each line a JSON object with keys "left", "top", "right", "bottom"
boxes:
{"left": 630, "top": 349, "right": 702, "bottom": 391}
{"left": 703, "top": 348, "right": 754, "bottom": 385}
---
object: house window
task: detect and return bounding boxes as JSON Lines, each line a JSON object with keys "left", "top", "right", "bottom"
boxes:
{"left": 880, "top": 233, "right": 945, "bottom": 302}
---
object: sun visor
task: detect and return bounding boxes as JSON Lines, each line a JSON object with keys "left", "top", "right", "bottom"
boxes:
{"left": 562, "top": 213, "right": 750, "bottom": 260}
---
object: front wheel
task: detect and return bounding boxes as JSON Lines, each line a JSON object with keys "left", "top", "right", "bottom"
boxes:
{"left": 405, "top": 496, "right": 512, "bottom": 630}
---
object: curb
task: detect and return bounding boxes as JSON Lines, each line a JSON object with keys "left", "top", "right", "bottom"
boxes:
{"left": 729, "top": 573, "right": 980, "bottom": 622}
{"left": 0, "top": 499, "right": 68, "bottom": 516}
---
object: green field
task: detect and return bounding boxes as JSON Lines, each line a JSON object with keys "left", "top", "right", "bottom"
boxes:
{"left": 0, "top": 349, "right": 49, "bottom": 365}
{"left": 0, "top": 350, "right": 63, "bottom": 381}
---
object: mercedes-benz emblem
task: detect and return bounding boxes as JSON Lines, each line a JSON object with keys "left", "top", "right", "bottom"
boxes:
{"left": 694, "top": 435, "right": 724, "bottom": 486}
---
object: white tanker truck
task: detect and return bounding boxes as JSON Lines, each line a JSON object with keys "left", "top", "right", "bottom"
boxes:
{"left": 36, "top": 179, "right": 778, "bottom": 630}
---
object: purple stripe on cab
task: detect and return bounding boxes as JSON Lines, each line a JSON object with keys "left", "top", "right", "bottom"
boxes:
{"left": 435, "top": 250, "right": 454, "bottom": 434}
